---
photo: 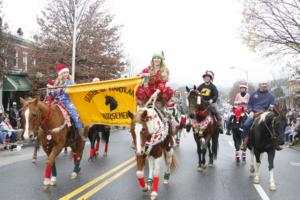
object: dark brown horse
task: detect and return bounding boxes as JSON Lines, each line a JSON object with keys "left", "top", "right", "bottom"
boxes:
{"left": 20, "top": 97, "right": 89, "bottom": 188}
{"left": 88, "top": 124, "right": 111, "bottom": 161}
{"left": 186, "top": 86, "right": 219, "bottom": 171}
{"left": 128, "top": 106, "right": 177, "bottom": 200}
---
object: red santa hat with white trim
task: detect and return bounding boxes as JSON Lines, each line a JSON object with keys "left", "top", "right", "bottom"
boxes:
{"left": 56, "top": 64, "right": 69, "bottom": 76}
{"left": 47, "top": 80, "right": 55, "bottom": 88}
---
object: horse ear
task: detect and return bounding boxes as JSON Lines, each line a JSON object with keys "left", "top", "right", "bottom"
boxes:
{"left": 142, "top": 110, "right": 147, "bottom": 119}
{"left": 19, "top": 97, "right": 26, "bottom": 107}
{"left": 128, "top": 111, "right": 134, "bottom": 119}
{"left": 33, "top": 97, "right": 39, "bottom": 105}
{"left": 193, "top": 85, "right": 197, "bottom": 90}
{"left": 186, "top": 86, "right": 190, "bottom": 93}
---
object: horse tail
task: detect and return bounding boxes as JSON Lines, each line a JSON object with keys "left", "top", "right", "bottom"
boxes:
{"left": 163, "top": 149, "right": 177, "bottom": 173}
{"left": 212, "top": 132, "right": 219, "bottom": 160}
{"left": 170, "top": 152, "right": 178, "bottom": 172}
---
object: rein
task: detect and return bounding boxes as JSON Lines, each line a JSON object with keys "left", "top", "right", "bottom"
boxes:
{"left": 263, "top": 117, "right": 276, "bottom": 139}
{"left": 40, "top": 103, "right": 52, "bottom": 126}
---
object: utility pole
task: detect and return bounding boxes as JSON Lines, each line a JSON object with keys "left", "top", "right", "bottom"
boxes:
{"left": 71, "top": 0, "right": 77, "bottom": 82}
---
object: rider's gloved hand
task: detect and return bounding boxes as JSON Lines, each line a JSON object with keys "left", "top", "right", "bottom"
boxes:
{"left": 208, "top": 99, "right": 213, "bottom": 104}
{"left": 249, "top": 112, "right": 254, "bottom": 118}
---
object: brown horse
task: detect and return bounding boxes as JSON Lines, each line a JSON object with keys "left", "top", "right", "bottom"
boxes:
{"left": 128, "top": 106, "right": 177, "bottom": 200}
{"left": 20, "top": 97, "right": 89, "bottom": 188}
{"left": 186, "top": 86, "right": 219, "bottom": 171}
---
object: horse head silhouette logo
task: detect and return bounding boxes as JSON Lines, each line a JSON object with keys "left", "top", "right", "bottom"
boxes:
{"left": 105, "top": 95, "right": 118, "bottom": 111}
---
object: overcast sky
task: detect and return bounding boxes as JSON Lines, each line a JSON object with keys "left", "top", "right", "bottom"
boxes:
{"left": 2, "top": 0, "right": 286, "bottom": 88}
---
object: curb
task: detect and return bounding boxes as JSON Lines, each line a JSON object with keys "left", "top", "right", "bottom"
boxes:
{"left": 290, "top": 146, "right": 300, "bottom": 152}
{"left": 0, "top": 140, "right": 34, "bottom": 151}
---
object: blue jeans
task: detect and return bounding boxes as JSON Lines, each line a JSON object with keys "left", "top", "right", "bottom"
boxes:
{"left": 0, "top": 131, "right": 4, "bottom": 144}
{"left": 62, "top": 99, "right": 83, "bottom": 129}
{"left": 242, "top": 117, "right": 254, "bottom": 139}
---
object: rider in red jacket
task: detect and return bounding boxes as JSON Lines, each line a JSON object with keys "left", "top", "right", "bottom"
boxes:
{"left": 136, "top": 51, "right": 173, "bottom": 108}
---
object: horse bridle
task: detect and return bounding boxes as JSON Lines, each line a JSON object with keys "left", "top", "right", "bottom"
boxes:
{"left": 263, "top": 116, "right": 278, "bottom": 139}
{"left": 187, "top": 90, "right": 211, "bottom": 119}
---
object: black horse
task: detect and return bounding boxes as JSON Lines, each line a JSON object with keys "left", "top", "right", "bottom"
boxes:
{"left": 228, "top": 106, "right": 247, "bottom": 163}
{"left": 88, "top": 124, "right": 111, "bottom": 161}
{"left": 248, "top": 107, "right": 286, "bottom": 191}
{"left": 105, "top": 96, "right": 118, "bottom": 111}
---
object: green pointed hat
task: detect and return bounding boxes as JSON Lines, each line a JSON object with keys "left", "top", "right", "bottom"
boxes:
{"left": 152, "top": 51, "right": 165, "bottom": 60}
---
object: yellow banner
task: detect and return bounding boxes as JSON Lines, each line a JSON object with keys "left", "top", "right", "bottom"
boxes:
{"left": 66, "top": 77, "right": 142, "bottom": 127}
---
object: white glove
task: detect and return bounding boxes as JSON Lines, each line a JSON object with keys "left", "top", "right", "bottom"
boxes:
{"left": 249, "top": 112, "right": 254, "bottom": 118}
{"left": 209, "top": 99, "right": 213, "bottom": 104}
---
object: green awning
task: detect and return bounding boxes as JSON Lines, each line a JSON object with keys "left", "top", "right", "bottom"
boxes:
{"left": 3, "top": 75, "right": 32, "bottom": 92}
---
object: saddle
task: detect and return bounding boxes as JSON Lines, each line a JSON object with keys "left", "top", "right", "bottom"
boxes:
{"left": 50, "top": 100, "right": 72, "bottom": 127}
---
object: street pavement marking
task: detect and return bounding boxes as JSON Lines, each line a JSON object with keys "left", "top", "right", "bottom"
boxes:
{"left": 290, "top": 161, "right": 300, "bottom": 167}
{"left": 77, "top": 162, "right": 136, "bottom": 200}
{"left": 228, "top": 141, "right": 234, "bottom": 147}
{"left": 59, "top": 156, "right": 135, "bottom": 200}
{"left": 254, "top": 184, "right": 270, "bottom": 200}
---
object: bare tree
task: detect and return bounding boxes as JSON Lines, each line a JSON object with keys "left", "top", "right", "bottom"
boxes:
{"left": 33, "top": 0, "right": 125, "bottom": 84}
{"left": 0, "top": 0, "right": 14, "bottom": 80}
{"left": 241, "top": 0, "right": 300, "bottom": 71}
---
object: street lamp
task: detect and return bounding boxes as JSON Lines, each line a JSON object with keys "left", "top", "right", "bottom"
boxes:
{"left": 71, "top": 0, "right": 90, "bottom": 82}
{"left": 230, "top": 66, "right": 248, "bottom": 89}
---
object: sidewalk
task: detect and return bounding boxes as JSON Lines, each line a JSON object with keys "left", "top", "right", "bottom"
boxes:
{"left": 290, "top": 144, "right": 300, "bottom": 151}
{"left": 0, "top": 139, "right": 34, "bottom": 151}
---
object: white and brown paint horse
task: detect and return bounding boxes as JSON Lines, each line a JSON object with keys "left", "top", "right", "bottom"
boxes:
{"left": 248, "top": 107, "right": 286, "bottom": 191}
{"left": 166, "top": 102, "right": 186, "bottom": 146}
{"left": 20, "top": 97, "right": 89, "bottom": 188}
{"left": 128, "top": 106, "right": 177, "bottom": 200}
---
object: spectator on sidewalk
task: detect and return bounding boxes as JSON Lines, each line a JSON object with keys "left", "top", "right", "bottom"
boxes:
{"left": 0, "top": 116, "right": 17, "bottom": 143}
{"left": 284, "top": 123, "right": 292, "bottom": 146}
{"left": 9, "top": 102, "right": 20, "bottom": 129}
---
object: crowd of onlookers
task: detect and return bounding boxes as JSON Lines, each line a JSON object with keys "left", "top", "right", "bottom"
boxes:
{"left": 285, "top": 108, "right": 300, "bottom": 146}
{"left": 0, "top": 102, "right": 23, "bottom": 149}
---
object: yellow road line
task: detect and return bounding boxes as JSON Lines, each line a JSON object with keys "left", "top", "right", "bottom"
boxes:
{"left": 76, "top": 162, "right": 137, "bottom": 200}
{"left": 59, "top": 157, "right": 136, "bottom": 200}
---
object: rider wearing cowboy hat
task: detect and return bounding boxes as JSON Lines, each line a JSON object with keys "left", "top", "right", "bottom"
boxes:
{"left": 197, "top": 70, "right": 223, "bottom": 134}
{"left": 241, "top": 81, "right": 276, "bottom": 150}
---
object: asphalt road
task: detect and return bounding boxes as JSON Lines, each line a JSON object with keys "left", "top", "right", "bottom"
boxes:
{"left": 0, "top": 128, "right": 300, "bottom": 200}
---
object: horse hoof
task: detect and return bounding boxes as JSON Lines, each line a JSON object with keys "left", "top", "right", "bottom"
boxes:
{"left": 254, "top": 176, "right": 260, "bottom": 184}
{"left": 208, "top": 163, "right": 213, "bottom": 167}
{"left": 163, "top": 179, "right": 169, "bottom": 184}
{"left": 142, "top": 187, "right": 148, "bottom": 192}
{"left": 70, "top": 172, "right": 77, "bottom": 179}
{"left": 103, "top": 153, "right": 108, "bottom": 157}
{"left": 150, "top": 191, "right": 158, "bottom": 200}
{"left": 250, "top": 165, "right": 255, "bottom": 173}
{"left": 32, "top": 158, "right": 37, "bottom": 163}
{"left": 43, "top": 178, "right": 50, "bottom": 189}
{"left": 270, "top": 183, "right": 277, "bottom": 191}
{"left": 197, "top": 167, "right": 203, "bottom": 172}
{"left": 43, "top": 185, "right": 50, "bottom": 190}
{"left": 50, "top": 176, "right": 56, "bottom": 186}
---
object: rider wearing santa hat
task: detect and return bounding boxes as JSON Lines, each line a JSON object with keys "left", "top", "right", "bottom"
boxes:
{"left": 53, "top": 64, "right": 84, "bottom": 136}
{"left": 197, "top": 70, "right": 223, "bottom": 133}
